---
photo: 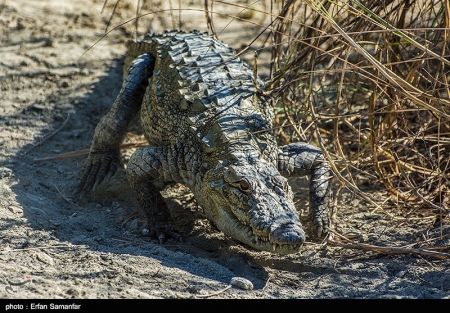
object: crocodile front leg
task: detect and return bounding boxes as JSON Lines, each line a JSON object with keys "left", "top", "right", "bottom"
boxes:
{"left": 278, "top": 143, "right": 333, "bottom": 237}
{"left": 77, "top": 53, "right": 155, "bottom": 193}
{"left": 126, "top": 146, "right": 181, "bottom": 243}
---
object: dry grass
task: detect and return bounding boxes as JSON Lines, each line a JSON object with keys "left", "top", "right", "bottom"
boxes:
{"left": 97, "top": 0, "right": 449, "bottom": 217}
{"left": 259, "top": 0, "right": 450, "bottom": 217}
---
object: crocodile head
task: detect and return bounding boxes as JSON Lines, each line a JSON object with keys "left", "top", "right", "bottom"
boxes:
{"left": 199, "top": 156, "right": 305, "bottom": 255}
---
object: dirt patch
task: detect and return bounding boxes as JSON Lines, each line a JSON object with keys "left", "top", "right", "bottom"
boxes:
{"left": 0, "top": 0, "right": 449, "bottom": 299}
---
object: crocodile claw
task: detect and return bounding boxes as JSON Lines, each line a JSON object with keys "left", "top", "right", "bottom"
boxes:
{"left": 142, "top": 225, "right": 183, "bottom": 244}
{"left": 310, "top": 202, "right": 331, "bottom": 238}
{"left": 76, "top": 151, "right": 120, "bottom": 195}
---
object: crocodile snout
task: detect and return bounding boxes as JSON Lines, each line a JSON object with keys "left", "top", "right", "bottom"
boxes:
{"left": 270, "top": 223, "right": 305, "bottom": 246}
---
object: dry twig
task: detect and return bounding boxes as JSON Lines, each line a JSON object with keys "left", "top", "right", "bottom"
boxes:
{"left": 195, "top": 285, "right": 232, "bottom": 298}
{"left": 329, "top": 231, "right": 450, "bottom": 260}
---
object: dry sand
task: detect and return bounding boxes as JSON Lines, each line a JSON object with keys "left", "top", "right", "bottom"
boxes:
{"left": 0, "top": 0, "right": 449, "bottom": 298}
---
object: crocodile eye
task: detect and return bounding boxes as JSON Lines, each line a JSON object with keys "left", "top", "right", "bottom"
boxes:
{"left": 239, "top": 179, "right": 252, "bottom": 193}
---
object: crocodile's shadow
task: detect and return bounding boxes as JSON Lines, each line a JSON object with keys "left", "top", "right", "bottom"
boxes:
{"left": 8, "top": 57, "right": 275, "bottom": 288}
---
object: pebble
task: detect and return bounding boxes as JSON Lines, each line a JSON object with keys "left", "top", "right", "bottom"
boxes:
{"left": 30, "top": 103, "right": 46, "bottom": 112}
{"left": 80, "top": 68, "right": 90, "bottom": 75}
{"left": 8, "top": 205, "right": 22, "bottom": 214}
{"left": 35, "top": 252, "right": 54, "bottom": 266}
{"left": 230, "top": 277, "right": 253, "bottom": 290}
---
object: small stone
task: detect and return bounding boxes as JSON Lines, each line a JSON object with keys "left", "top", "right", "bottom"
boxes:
{"left": 230, "top": 277, "right": 253, "bottom": 290}
{"left": 35, "top": 252, "right": 54, "bottom": 265}
{"left": 8, "top": 205, "right": 22, "bottom": 214}
{"left": 30, "top": 103, "right": 46, "bottom": 112}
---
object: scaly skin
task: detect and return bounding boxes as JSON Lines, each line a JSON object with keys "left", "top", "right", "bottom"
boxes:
{"left": 78, "top": 30, "right": 333, "bottom": 254}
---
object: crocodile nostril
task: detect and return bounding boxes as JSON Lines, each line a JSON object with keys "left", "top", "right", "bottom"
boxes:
{"left": 270, "top": 223, "right": 305, "bottom": 245}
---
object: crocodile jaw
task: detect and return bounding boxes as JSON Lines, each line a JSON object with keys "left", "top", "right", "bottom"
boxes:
{"left": 197, "top": 163, "right": 305, "bottom": 255}
{"left": 213, "top": 204, "right": 304, "bottom": 255}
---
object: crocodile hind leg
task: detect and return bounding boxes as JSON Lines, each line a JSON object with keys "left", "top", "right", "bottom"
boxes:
{"left": 278, "top": 143, "right": 333, "bottom": 238}
{"left": 77, "top": 53, "right": 155, "bottom": 194}
{"left": 126, "top": 147, "right": 180, "bottom": 243}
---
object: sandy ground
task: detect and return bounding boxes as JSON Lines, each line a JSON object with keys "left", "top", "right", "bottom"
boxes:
{"left": 0, "top": 0, "right": 449, "bottom": 299}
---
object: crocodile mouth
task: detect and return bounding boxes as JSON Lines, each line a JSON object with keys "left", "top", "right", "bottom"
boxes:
{"left": 223, "top": 207, "right": 304, "bottom": 255}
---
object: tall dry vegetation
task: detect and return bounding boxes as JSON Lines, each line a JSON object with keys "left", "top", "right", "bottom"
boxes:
{"left": 259, "top": 0, "right": 450, "bottom": 215}
{"left": 103, "top": 0, "right": 450, "bottom": 216}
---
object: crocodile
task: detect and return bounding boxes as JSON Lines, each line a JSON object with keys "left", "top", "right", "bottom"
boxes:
{"left": 77, "top": 30, "right": 333, "bottom": 255}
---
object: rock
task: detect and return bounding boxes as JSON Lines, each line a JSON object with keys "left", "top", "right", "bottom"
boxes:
{"left": 35, "top": 252, "right": 54, "bottom": 265}
{"left": 8, "top": 205, "right": 22, "bottom": 214}
{"left": 230, "top": 277, "right": 253, "bottom": 290}
{"left": 33, "top": 103, "right": 47, "bottom": 111}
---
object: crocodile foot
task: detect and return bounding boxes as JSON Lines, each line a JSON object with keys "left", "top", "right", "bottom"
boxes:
{"left": 76, "top": 150, "right": 120, "bottom": 194}
{"left": 141, "top": 222, "right": 183, "bottom": 244}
